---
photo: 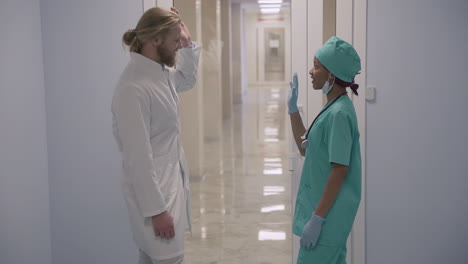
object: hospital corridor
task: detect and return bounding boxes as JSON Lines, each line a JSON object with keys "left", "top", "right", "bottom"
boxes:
{"left": 184, "top": 84, "right": 292, "bottom": 263}
{"left": 2, "top": 0, "right": 468, "bottom": 264}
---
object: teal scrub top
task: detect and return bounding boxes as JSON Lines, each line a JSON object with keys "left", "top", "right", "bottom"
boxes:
{"left": 293, "top": 95, "right": 361, "bottom": 247}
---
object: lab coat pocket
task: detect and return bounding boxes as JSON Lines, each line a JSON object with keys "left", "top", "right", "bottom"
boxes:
{"left": 153, "top": 156, "right": 179, "bottom": 201}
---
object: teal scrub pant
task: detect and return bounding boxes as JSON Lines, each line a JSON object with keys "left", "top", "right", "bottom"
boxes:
{"left": 297, "top": 245, "right": 347, "bottom": 264}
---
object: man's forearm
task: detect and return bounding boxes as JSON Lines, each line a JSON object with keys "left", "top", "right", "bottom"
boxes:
{"left": 289, "top": 112, "right": 306, "bottom": 156}
{"left": 314, "top": 164, "right": 348, "bottom": 217}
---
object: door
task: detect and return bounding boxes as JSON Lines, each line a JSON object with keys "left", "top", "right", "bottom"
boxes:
{"left": 336, "top": 0, "right": 367, "bottom": 263}
{"left": 290, "top": 0, "right": 367, "bottom": 263}
{"left": 264, "top": 27, "right": 285, "bottom": 81}
{"left": 252, "top": 12, "right": 291, "bottom": 85}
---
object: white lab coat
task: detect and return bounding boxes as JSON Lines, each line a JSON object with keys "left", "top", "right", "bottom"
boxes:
{"left": 112, "top": 43, "right": 200, "bottom": 260}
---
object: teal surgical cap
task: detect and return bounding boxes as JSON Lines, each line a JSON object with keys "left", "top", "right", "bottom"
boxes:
{"left": 315, "top": 36, "right": 361, "bottom": 83}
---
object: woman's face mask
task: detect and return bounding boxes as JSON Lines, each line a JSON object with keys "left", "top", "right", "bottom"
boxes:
{"left": 321, "top": 73, "right": 335, "bottom": 95}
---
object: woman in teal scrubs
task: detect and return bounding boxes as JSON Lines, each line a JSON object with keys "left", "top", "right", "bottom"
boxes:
{"left": 288, "top": 36, "right": 362, "bottom": 264}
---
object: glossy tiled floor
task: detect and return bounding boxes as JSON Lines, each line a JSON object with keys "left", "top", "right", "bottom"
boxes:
{"left": 185, "top": 84, "right": 292, "bottom": 264}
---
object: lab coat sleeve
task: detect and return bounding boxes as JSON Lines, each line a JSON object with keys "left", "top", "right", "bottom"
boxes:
{"left": 113, "top": 85, "right": 167, "bottom": 217}
{"left": 170, "top": 42, "right": 201, "bottom": 93}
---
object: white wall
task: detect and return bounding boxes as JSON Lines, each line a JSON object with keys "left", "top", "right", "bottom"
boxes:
{"left": 201, "top": 0, "right": 223, "bottom": 140}
{"left": 231, "top": 3, "right": 243, "bottom": 104}
{"left": 40, "top": 1, "right": 142, "bottom": 263}
{"left": 175, "top": 0, "right": 205, "bottom": 178}
{"left": 245, "top": 9, "right": 257, "bottom": 85}
{"left": 0, "top": 1, "right": 51, "bottom": 264}
{"left": 221, "top": 0, "right": 233, "bottom": 119}
{"left": 367, "top": 0, "right": 468, "bottom": 263}
{"left": 240, "top": 7, "right": 248, "bottom": 100}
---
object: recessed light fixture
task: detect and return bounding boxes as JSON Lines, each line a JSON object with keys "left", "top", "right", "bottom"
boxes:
{"left": 259, "top": 4, "right": 281, "bottom": 8}
{"left": 260, "top": 8, "right": 281, "bottom": 14}
{"left": 258, "top": 0, "right": 283, "bottom": 4}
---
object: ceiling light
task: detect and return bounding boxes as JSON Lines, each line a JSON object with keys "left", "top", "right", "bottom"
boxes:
{"left": 259, "top": 4, "right": 281, "bottom": 8}
{"left": 258, "top": 0, "right": 283, "bottom": 3}
{"left": 260, "top": 8, "right": 280, "bottom": 14}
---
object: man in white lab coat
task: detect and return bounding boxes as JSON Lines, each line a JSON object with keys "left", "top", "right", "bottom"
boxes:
{"left": 112, "top": 7, "right": 200, "bottom": 264}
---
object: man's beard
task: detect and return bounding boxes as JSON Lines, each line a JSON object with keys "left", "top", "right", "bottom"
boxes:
{"left": 157, "top": 45, "right": 177, "bottom": 67}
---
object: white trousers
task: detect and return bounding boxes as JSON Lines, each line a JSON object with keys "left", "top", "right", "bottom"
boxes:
{"left": 138, "top": 249, "right": 184, "bottom": 264}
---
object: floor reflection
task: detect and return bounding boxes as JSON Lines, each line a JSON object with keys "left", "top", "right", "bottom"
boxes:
{"left": 261, "top": 204, "right": 286, "bottom": 213}
{"left": 185, "top": 84, "right": 291, "bottom": 264}
{"left": 258, "top": 230, "right": 287, "bottom": 241}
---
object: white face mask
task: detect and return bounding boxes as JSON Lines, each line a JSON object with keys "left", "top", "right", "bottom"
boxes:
{"left": 322, "top": 74, "right": 335, "bottom": 95}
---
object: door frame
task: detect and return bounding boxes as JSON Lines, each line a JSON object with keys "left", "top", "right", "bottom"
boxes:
{"left": 336, "top": 0, "right": 367, "bottom": 263}
{"left": 291, "top": 0, "right": 367, "bottom": 263}
{"left": 244, "top": 8, "right": 291, "bottom": 86}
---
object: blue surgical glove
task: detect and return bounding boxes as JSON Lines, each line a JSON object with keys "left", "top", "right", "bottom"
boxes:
{"left": 288, "top": 72, "right": 299, "bottom": 114}
{"left": 300, "top": 211, "right": 325, "bottom": 249}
